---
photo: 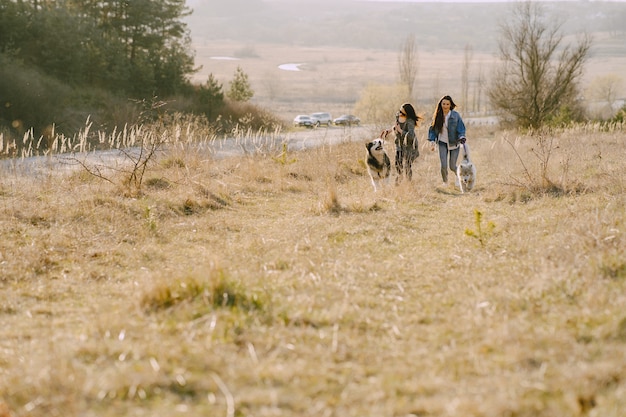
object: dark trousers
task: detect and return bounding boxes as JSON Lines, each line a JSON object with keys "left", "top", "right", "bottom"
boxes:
{"left": 395, "top": 147, "right": 418, "bottom": 180}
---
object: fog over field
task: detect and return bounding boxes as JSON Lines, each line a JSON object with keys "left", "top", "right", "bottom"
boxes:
{"left": 185, "top": 0, "right": 625, "bottom": 52}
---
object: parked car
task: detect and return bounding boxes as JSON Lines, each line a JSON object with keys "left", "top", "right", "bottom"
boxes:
{"left": 333, "top": 114, "right": 360, "bottom": 126}
{"left": 293, "top": 115, "right": 316, "bottom": 128}
{"left": 310, "top": 112, "right": 333, "bottom": 126}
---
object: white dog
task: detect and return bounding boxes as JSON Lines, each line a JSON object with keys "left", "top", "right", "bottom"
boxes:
{"left": 456, "top": 142, "right": 476, "bottom": 193}
{"left": 365, "top": 136, "right": 391, "bottom": 191}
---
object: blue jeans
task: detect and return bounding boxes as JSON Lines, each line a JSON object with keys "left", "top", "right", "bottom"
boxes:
{"left": 438, "top": 142, "right": 459, "bottom": 183}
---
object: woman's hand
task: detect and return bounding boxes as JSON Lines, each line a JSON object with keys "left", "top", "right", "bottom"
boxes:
{"left": 413, "top": 141, "right": 420, "bottom": 157}
{"left": 430, "top": 142, "right": 436, "bottom": 152}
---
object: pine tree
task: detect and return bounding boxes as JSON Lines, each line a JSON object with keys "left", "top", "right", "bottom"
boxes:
{"left": 227, "top": 66, "right": 254, "bottom": 102}
{"left": 197, "top": 73, "right": 224, "bottom": 118}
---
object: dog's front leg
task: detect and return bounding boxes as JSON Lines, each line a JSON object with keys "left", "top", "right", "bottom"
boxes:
{"left": 371, "top": 178, "right": 378, "bottom": 192}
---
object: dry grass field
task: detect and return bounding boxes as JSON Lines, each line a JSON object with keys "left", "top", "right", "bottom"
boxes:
{"left": 1, "top": 120, "right": 625, "bottom": 416}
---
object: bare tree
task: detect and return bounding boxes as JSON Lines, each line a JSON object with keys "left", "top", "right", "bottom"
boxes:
{"left": 461, "top": 44, "right": 473, "bottom": 110}
{"left": 488, "top": 1, "right": 592, "bottom": 129}
{"left": 585, "top": 74, "right": 624, "bottom": 119}
{"left": 474, "top": 63, "right": 485, "bottom": 113}
{"left": 398, "top": 34, "right": 419, "bottom": 102}
{"left": 354, "top": 83, "right": 406, "bottom": 127}
{"left": 262, "top": 71, "right": 283, "bottom": 101}
{"left": 431, "top": 71, "right": 441, "bottom": 106}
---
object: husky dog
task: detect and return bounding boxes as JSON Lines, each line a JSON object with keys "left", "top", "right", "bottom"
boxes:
{"left": 365, "top": 137, "right": 391, "bottom": 191}
{"left": 456, "top": 142, "right": 476, "bottom": 193}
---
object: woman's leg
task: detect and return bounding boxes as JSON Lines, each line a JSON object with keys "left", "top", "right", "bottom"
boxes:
{"left": 395, "top": 148, "right": 404, "bottom": 180}
{"left": 438, "top": 142, "right": 449, "bottom": 182}
{"left": 449, "top": 147, "right": 460, "bottom": 185}
{"left": 449, "top": 147, "right": 460, "bottom": 175}
{"left": 405, "top": 148, "right": 416, "bottom": 180}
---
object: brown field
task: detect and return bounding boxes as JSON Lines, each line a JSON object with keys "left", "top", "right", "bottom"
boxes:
{"left": 191, "top": 39, "right": 626, "bottom": 123}
{"left": 1, "top": 119, "right": 626, "bottom": 416}
{"left": 191, "top": 41, "right": 498, "bottom": 120}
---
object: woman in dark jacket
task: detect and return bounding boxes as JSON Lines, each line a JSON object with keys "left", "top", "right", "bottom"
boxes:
{"left": 390, "top": 103, "right": 420, "bottom": 182}
{"left": 427, "top": 95, "right": 467, "bottom": 185}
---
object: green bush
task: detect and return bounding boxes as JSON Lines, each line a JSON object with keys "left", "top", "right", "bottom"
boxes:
{"left": 611, "top": 104, "right": 626, "bottom": 123}
{"left": 0, "top": 53, "right": 148, "bottom": 147}
{"left": 0, "top": 54, "right": 72, "bottom": 140}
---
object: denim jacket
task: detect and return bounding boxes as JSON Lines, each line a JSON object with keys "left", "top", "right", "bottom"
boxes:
{"left": 427, "top": 110, "right": 466, "bottom": 147}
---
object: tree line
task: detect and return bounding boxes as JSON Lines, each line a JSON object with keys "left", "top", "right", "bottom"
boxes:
{"left": 0, "top": 0, "right": 267, "bottom": 147}
{"left": 0, "top": 0, "right": 194, "bottom": 97}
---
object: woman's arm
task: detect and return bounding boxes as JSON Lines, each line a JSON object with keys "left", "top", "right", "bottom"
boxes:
{"left": 427, "top": 125, "right": 437, "bottom": 142}
{"left": 456, "top": 112, "right": 467, "bottom": 141}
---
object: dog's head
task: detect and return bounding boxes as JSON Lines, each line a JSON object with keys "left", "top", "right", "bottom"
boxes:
{"left": 458, "top": 163, "right": 475, "bottom": 184}
{"left": 366, "top": 138, "right": 385, "bottom": 154}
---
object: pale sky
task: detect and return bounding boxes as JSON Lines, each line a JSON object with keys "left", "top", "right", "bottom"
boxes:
{"left": 362, "top": 0, "right": 626, "bottom": 2}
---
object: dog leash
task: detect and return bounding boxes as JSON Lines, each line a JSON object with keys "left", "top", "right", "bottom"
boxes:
{"left": 462, "top": 141, "right": 469, "bottom": 160}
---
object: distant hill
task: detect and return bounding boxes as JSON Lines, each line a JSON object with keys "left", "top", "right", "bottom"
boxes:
{"left": 185, "top": 0, "right": 626, "bottom": 55}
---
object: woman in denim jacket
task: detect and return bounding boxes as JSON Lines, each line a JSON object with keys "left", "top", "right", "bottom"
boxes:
{"left": 427, "top": 95, "right": 467, "bottom": 185}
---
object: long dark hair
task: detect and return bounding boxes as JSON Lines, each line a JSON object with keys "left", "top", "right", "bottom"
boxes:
{"left": 400, "top": 103, "right": 419, "bottom": 122}
{"left": 431, "top": 95, "right": 457, "bottom": 133}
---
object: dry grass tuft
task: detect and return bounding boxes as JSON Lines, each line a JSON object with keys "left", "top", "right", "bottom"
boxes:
{"left": 141, "top": 268, "right": 263, "bottom": 313}
{"left": 320, "top": 186, "right": 343, "bottom": 214}
{"left": 144, "top": 177, "right": 171, "bottom": 190}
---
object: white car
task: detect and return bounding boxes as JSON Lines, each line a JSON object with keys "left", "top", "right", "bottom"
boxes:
{"left": 310, "top": 112, "right": 333, "bottom": 126}
{"left": 293, "top": 115, "right": 316, "bottom": 128}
